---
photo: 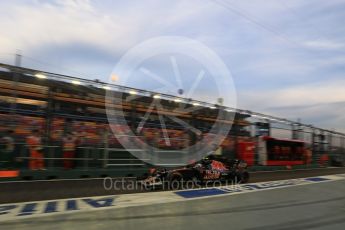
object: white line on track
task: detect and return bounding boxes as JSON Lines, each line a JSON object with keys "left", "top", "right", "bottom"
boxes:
{"left": 1, "top": 173, "right": 345, "bottom": 222}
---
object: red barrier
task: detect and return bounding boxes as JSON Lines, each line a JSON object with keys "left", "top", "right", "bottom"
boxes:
{"left": 0, "top": 170, "right": 19, "bottom": 178}
{"left": 266, "top": 160, "right": 304, "bottom": 166}
{"left": 237, "top": 141, "right": 255, "bottom": 166}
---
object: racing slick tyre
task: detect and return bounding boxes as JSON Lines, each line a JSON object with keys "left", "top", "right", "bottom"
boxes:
{"left": 169, "top": 175, "right": 184, "bottom": 190}
{"left": 238, "top": 172, "right": 249, "bottom": 184}
{"left": 242, "top": 172, "right": 249, "bottom": 184}
{"left": 186, "top": 176, "right": 201, "bottom": 189}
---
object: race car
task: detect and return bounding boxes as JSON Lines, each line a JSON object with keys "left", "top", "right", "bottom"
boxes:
{"left": 138, "top": 156, "right": 249, "bottom": 189}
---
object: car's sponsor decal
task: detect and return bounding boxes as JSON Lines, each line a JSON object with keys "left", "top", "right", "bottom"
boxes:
{"left": 203, "top": 170, "right": 221, "bottom": 180}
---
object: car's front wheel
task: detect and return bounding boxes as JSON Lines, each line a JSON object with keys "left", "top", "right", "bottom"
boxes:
{"left": 237, "top": 172, "right": 249, "bottom": 184}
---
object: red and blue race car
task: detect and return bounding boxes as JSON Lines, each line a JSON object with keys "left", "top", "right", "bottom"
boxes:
{"left": 139, "top": 156, "right": 249, "bottom": 189}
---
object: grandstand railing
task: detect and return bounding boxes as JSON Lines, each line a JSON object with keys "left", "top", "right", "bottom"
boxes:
{"left": 3, "top": 143, "right": 194, "bottom": 170}
{"left": 1, "top": 62, "right": 345, "bottom": 175}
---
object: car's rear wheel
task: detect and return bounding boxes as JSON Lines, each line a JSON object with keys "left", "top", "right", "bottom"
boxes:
{"left": 170, "top": 175, "right": 183, "bottom": 190}
{"left": 186, "top": 176, "right": 200, "bottom": 189}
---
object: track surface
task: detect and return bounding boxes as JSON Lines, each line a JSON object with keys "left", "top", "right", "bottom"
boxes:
{"left": 2, "top": 177, "right": 345, "bottom": 230}
{"left": 1, "top": 167, "right": 345, "bottom": 204}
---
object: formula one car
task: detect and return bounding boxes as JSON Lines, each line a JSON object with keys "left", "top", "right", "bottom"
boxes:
{"left": 138, "top": 156, "right": 249, "bottom": 189}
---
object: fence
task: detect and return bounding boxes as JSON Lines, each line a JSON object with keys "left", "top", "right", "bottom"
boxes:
{"left": 1, "top": 62, "right": 345, "bottom": 178}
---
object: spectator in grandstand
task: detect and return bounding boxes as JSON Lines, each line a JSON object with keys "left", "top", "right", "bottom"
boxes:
{"left": 26, "top": 129, "right": 45, "bottom": 170}
{"left": 0, "top": 133, "right": 5, "bottom": 168}
{"left": 62, "top": 132, "right": 78, "bottom": 170}
{"left": 303, "top": 147, "right": 312, "bottom": 165}
{"left": 0, "top": 130, "right": 15, "bottom": 169}
{"left": 182, "top": 132, "right": 190, "bottom": 149}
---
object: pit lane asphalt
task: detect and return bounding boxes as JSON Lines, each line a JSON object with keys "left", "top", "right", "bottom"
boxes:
{"left": 3, "top": 175, "right": 345, "bottom": 230}
{"left": 1, "top": 167, "right": 345, "bottom": 204}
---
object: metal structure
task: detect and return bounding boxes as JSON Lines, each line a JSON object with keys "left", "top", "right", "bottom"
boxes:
{"left": 0, "top": 62, "right": 344, "bottom": 172}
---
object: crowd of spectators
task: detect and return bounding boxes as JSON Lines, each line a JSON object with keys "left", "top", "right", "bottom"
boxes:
{"left": 0, "top": 113, "right": 252, "bottom": 170}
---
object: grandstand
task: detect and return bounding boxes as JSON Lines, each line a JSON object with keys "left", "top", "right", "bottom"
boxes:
{"left": 0, "top": 63, "right": 344, "bottom": 180}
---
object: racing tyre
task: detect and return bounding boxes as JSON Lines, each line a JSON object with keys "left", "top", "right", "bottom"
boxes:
{"left": 170, "top": 175, "right": 183, "bottom": 190}
{"left": 234, "top": 172, "right": 249, "bottom": 184}
{"left": 186, "top": 176, "right": 201, "bottom": 189}
{"left": 240, "top": 172, "right": 249, "bottom": 184}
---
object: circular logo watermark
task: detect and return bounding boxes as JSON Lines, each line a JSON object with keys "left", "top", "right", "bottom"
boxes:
{"left": 106, "top": 36, "right": 237, "bottom": 166}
